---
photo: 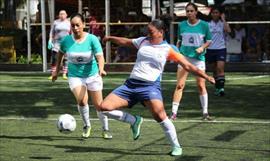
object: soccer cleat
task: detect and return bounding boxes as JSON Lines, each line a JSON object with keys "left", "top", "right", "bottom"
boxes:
{"left": 48, "top": 76, "right": 53, "bottom": 80}
{"left": 102, "top": 130, "right": 113, "bottom": 139}
{"left": 82, "top": 126, "right": 91, "bottom": 138}
{"left": 170, "top": 146, "right": 182, "bottom": 156}
{"left": 62, "top": 74, "right": 68, "bottom": 80}
{"left": 215, "top": 88, "right": 225, "bottom": 96}
{"left": 170, "top": 113, "right": 177, "bottom": 121}
{"left": 202, "top": 113, "right": 213, "bottom": 121}
{"left": 131, "top": 115, "right": 143, "bottom": 140}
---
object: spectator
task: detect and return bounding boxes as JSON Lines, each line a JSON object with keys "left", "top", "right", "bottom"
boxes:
{"left": 245, "top": 28, "right": 262, "bottom": 62}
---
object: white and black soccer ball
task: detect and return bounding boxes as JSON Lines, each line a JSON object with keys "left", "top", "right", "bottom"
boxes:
{"left": 57, "top": 114, "right": 76, "bottom": 134}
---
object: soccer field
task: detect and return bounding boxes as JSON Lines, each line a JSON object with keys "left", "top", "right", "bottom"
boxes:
{"left": 0, "top": 72, "right": 269, "bottom": 161}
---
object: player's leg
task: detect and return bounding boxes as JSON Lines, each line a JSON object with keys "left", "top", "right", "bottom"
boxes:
{"left": 144, "top": 99, "right": 182, "bottom": 156}
{"left": 62, "top": 54, "right": 68, "bottom": 80}
{"left": 215, "top": 60, "right": 226, "bottom": 96}
{"left": 48, "top": 50, "right": 57, "bottom": 79}
{"left": 99, "top": 88, "right": 141, "bottom": 140}
{"left": 88, "top": 90, "right": 113, "bottom": 139}
{"left": 69, "top": 77, "right": 91, "bottom": 137}
{"left": 196, "top": 76, "right": 212, "bottom": 120}
{"left": 171, "top": 67, "right": 189, "bottom": 120}
{"left": 214, "top": 49, "right": 226, "bottom": 96}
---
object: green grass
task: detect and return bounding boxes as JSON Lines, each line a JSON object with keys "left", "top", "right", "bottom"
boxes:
{"left": 0, "top": 72, "right": 269, "bottom": 161}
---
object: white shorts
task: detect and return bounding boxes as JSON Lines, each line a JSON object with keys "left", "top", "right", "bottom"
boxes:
{"left": 68, "top": 74, "right": 103, "bottom": 91}
{"left": 178, "top": 56, "right": 206, "bottom": 71}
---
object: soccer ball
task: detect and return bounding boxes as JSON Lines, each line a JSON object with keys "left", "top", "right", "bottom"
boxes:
{"left": 57, "top": 114, "right": 76, "bottom": 134}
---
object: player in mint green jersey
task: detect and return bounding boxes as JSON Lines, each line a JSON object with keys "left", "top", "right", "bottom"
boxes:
{"left": 52, "top": 13, "right": 112, "bottom": 139}
{"left": 171, "top": 2, "right": 213, "bottom": 121}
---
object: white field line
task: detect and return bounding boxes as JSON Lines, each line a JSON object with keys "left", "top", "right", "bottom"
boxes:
{"left": 0, "top": 75, "right": 268, "bottom": 83}
{"left": 0, "top": 117, "right": 269, "bottom": 124}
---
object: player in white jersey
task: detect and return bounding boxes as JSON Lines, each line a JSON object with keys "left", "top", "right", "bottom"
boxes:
{"left": 48, "top": 10, "right": 70, "bottom": 80}
{"left": 171, "top": 3, "right": 213, "bottom": 121}
{"left": 99, "top": 19, "right": 215, "bottom": 156}
{"left": 206, "top": 6, "right": 231, "bottom": 96}
{"left": 52, "top": 13, "right": 112, "bottom": 139}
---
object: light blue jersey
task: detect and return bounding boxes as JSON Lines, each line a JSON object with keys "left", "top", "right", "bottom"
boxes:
{"left": 60, "top": 33, "right": 103, "bottom": 77}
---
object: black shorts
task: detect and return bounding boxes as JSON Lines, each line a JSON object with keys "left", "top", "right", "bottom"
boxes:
{"left": 206, "top": 48, "right": 227, "bottom": 63}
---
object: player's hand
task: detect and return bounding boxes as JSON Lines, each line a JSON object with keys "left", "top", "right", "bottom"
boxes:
{"left": 47, "top": 40, "right": 53, "bottom": 50}
{"left": 51, "top": 71, "right": 58, "bottom": 82}
{"left": 99, "top": 70, "right": 107, "bottom": 77}
{"left": 207, "top": 76, "right": 215, "bottom": 84}
{"left": 221, "top": 13, "right": 226, "bottom": 21}
{"left": 195, "top": 47, "right": 204, "bottom": 54}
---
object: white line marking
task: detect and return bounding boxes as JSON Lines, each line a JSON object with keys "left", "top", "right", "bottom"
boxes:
{"left": 0, "top": 117, "right": 269, "bottom": 124}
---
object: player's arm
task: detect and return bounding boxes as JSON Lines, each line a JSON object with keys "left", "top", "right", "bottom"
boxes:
{"left": 95, "top": 53, "right": 107, "bottom": 76}
{"left": 103, "top": 36, "right": 135, "bottom": 48}
{"left": 195, "top": 40, "right": 211, "bottom": 54}
{"left": 167, "top": 49, "right": 215, "bottom": 84}
{"left": 221, "top": 13, "right": 231, "bottom": 33}
{"left": 52, "top": 51, "right": 64, "bottom": 82}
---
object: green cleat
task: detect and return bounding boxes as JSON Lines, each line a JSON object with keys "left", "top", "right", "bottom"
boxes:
{"left": 102, "top": 130, "right": 113, "bottom": 139}
{"left": 215, "top": 88, "right": 225, "bottom": 96}
{"left": 82, "top": 126, "right": 91, "bottom": 138}
{"left": 131, "top": 115, "right": 143, "bottom": 140}
{"left": 170, "top": 146, "right": 183, "bottom": 156}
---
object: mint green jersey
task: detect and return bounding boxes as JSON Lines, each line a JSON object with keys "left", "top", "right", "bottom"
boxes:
{"left": 178, "top": 20, "right": 212, "bottom": 61}
{"left": 60, "top": 33, "right": 103, "bottom": 77}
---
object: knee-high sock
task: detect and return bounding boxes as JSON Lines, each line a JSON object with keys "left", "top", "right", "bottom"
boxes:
{"left": 215, "top": 75, "right": 225, "bottom": 89}
{"left": 77, "top": 104, "right": 91, "bottom": 127}
{"left": 160, "top": 117, "right": 180, "bottom": 148}
{"left": 172, "top": 102, "right": 180, "bottom": 114}
{"left": 199, "top": 94, "right": 208, "bottom": 114}
{"left": 96, "top": 111, "right": 109, "bottom": 131}
{"left": 102, "top": 110, "right": 136, "bottom": 125}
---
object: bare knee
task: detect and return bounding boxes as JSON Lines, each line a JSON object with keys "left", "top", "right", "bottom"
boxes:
{"left": 99, "top": 101, "right": 112, "bottom": 111}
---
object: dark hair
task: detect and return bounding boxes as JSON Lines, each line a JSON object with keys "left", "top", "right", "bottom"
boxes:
{"left": 70, "top": 13, "right": 85, "bottom": 22}
{"left": 210, "top": 6, "right": 224, "bottom": 14}
{"left": 149, "top": 19, "right": 166, "bottom": 31}
{"left": 185, "top": 2, "right": 198, "bottom": 11}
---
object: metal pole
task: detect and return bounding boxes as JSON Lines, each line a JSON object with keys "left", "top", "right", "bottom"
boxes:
{"left": 78, "top": 0, "right": 82, "bottom": 14}
{"left": 105, "top": 0, "right": 111, "bottom": 63}
{"left": 41, "top": 0, "right": 47, "bottom": 72}
{"left": 169, "top": 0, "right": 174, "bottom": 44}
{"left": 26, "top": 0, "right": 31, "bottom": 64}
{"left": 151, "top": 0, "right": 156, "bottom": 20}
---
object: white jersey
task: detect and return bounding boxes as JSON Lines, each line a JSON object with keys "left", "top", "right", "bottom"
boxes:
{"left": 130, "top": 37, "right": 179, "bottom": 82}
{"left": 49, "top": 19, "right": 70, "bottom": 52}
{"left": 208, "top": 20, "right": 226, "bottom": 49}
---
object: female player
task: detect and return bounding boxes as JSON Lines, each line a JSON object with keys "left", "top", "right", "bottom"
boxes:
{"left": 206, "top": 6, "right": 231, "bottom": 96}
{"left": 99, "top": 19, "right": 215, "bottom": 156}
{"left": 48, "top": 10, "right": 70, "bottom": 80}
{"left": 170, "top": 2, "right": 213, "bottom": 121}
{"left": 52, "top": 13, "right": 112, "bottom": 139}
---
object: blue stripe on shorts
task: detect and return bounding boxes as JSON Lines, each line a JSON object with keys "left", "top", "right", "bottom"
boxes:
{"left": 112, "top": 78, "right": 163, "bottom": 108}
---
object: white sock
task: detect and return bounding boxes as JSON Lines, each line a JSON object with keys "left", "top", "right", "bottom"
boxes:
{"left": 102, "top": 110, "right": 136, "bottom": 125}
{"left": 77, "top": 104, "right": 91, "bottom": 127}
{"left": 160, "top": 117, "right": 180, "bottom": 148}
{"left": 199, "top": 94, "right": 208, "bottom": 114}
{"left": 96, "top": 111, "right": 109, "bottom": 131}
{"left": 172, "top": 102, "right": 180, "bottom": 114}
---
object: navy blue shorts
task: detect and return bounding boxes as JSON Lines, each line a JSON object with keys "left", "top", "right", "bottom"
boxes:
{"left": 206, "top": 48, "right": 227, "bottom": 63}
{"left": 112, "top": 78, "right": 163, "bottom": 108}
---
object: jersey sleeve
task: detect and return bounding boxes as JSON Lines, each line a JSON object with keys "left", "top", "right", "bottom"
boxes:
{"left": 90, "top": 34, "right": 103, "bottom": 55}
{"left": 204, "top": 21, "right": 212, "bottom": 41}
{"left": 132, "top": 37, "right": 147, "bottom": 49}
{"left": 166, "top": 46, "right": 183, "bottom": 63}
{"left": 59, "top": 35, "right": 68, "bottom": 53}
